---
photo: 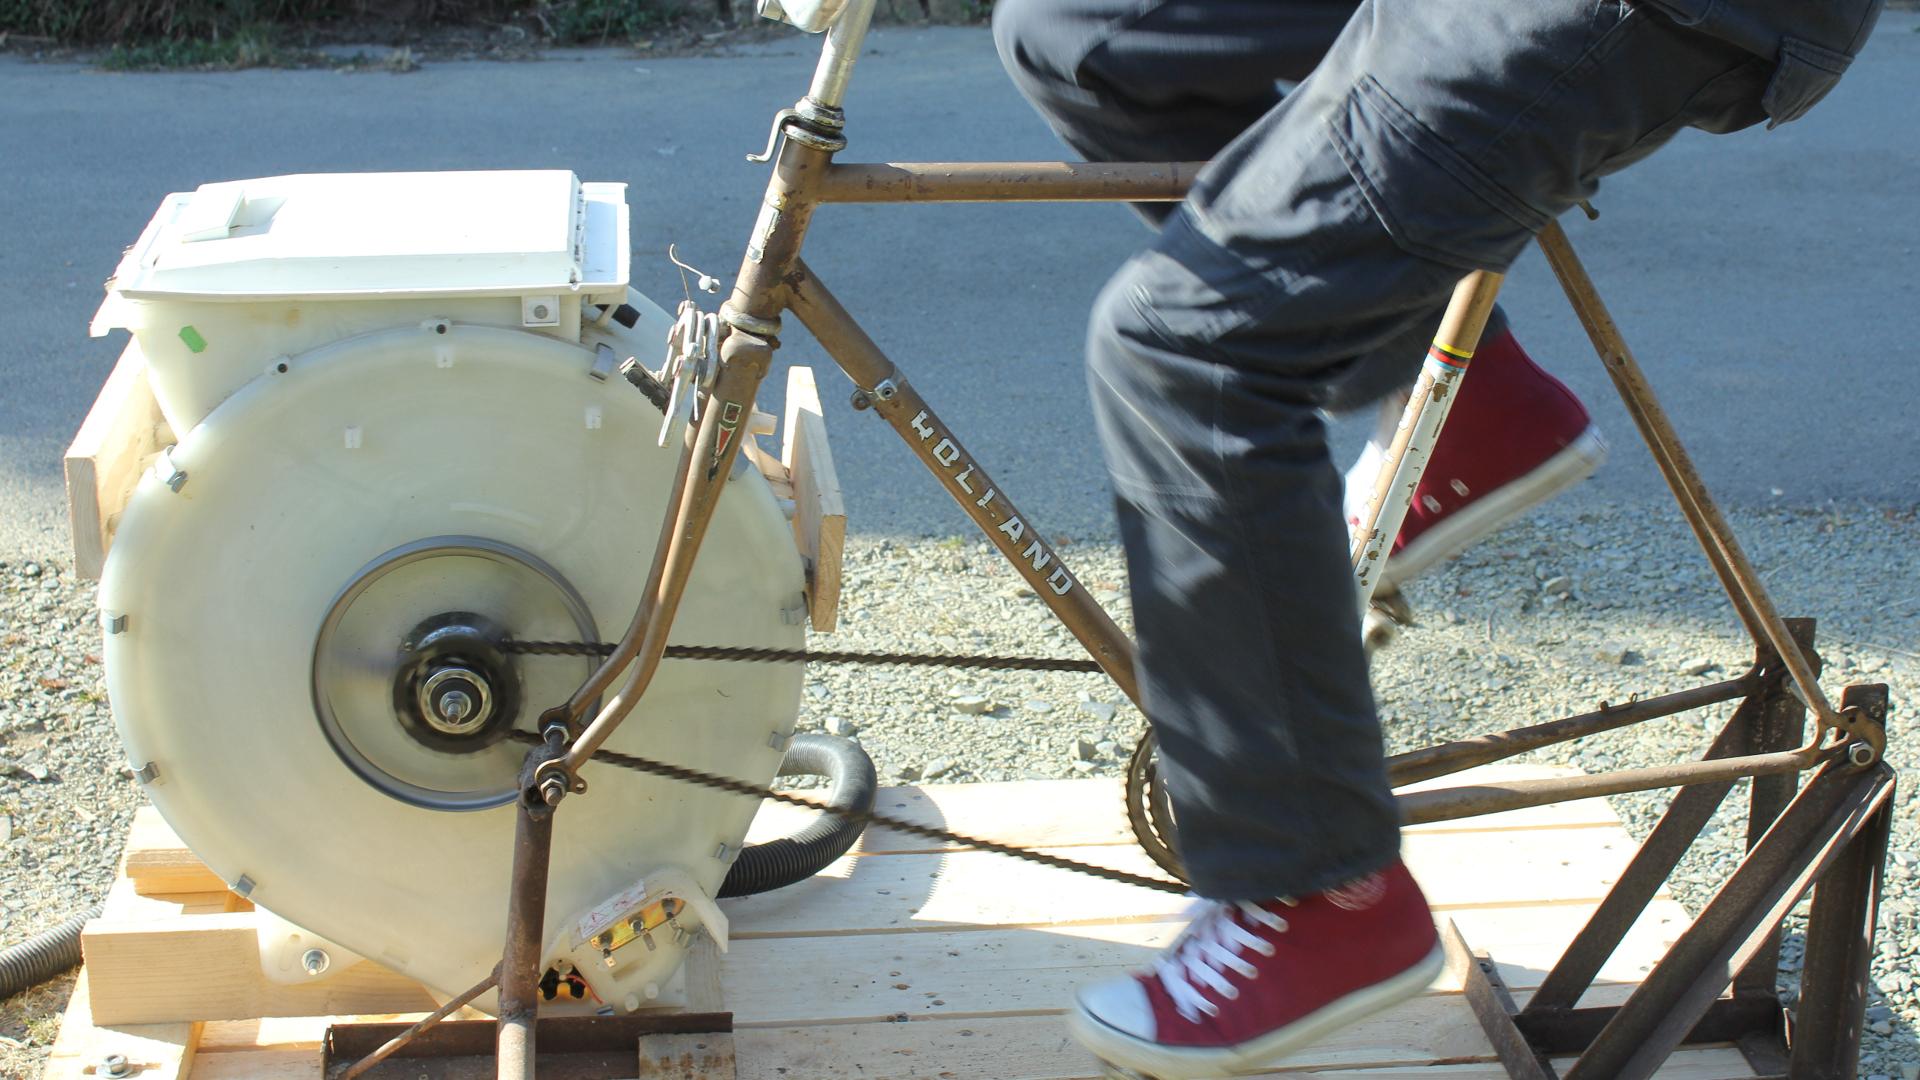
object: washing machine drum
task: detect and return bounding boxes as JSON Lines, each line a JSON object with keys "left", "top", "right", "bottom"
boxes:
{"left": 99, "top": 321, "right": 806, "bottom": 1002}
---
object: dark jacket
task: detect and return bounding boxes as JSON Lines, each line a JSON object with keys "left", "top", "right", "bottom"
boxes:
{"left": 1639, "top": 0, "right": 1885, "bottom": 125}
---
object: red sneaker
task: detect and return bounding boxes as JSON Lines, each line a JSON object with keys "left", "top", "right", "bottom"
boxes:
{"left": 1345, "top": 328, "right": 1607, "bottom": 591}
{"left": 1069, "top": 860, "right": 1443, "bottom": 1078}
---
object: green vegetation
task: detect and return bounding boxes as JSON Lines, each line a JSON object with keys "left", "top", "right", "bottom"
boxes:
{"left": 0, "top": 1, "right": 703, "bottom": 55}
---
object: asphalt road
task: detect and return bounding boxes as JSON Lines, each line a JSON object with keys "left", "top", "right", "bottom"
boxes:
{"left": 2, "top": 17, "right": 1916, "bottom": 563}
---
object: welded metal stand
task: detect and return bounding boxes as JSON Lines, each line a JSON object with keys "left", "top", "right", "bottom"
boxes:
{"left": 1430, "top": 219, "right": 1900, "bottom": 1080}
{"left": 1453, "top": 679, "right": 1894, "bottom": 1080}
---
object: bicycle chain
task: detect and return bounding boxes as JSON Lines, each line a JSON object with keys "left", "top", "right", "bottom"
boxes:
{"left": 502, "top": 640, "right": 1105, "bottom": 673}
{"left": 501, "top": 639, "right": 1186, "bottom": 894}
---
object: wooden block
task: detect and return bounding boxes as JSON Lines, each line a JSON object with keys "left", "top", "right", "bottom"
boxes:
{"left": 44, "top": 970, "right": 201, "bottom": 1080}
{"left": 81, "top": 911, "right": 438, "bottom": 1026}
{"left": 681, "top": 934, "right": 726, "bottom": 1014}
{"left": 124, "top": 807, "right": 229, "bottom": 896}
{"left": 64, "top": 341, "right": 172, "bottom": 580}
{"left": 637, "top": 1031, "right": 737, "bottom": 1079}
{"left": 742, "top": 439, "right": 794, "bottom": 502}
{"left": 781, "top": 366, "right": 845, "bottom": 633}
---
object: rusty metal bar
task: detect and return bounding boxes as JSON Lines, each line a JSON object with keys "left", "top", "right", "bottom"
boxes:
{"left": 339, "top": 966, "right": 500, "bottom": 1080}
{"left": 563, "top": 121, "right": 836, "bottom": 771}
{"left": 1734, "top": 620, "right": 1817, "bottom": 1004}
{"left": 328, "top": 1013, "right": 733, "bottom": 1079}
{"left": 815, "top": 161, "right": 1202, "bottom": 204}
{"left": 1526, "top": 692, "right": 1759, "bottom": 1014}
{"left": 1559, "top": 759, "right": 1895, "bottom": 1080}
{"left": 557, "top": 421, "right": 696, "bottom": 726}
{"left": 1352, "top": 271, "right": 1504, "bottom": 600}
{"left": 563, "top": 343, "right": 775, "bottom": 772}
{"left": 496, "top": 782, "right": 558, "bottom": 1080}
{"left": 1789, "top": 685, "right": 1893, "bottom": 1080}
{"left": 1398, "top": 748, "right": 1819, "bottom": 826}
{"left": 1446, "top": 922, "right": 1559, "bottom": 1080}
{"left": 1387, "top": 674, "right": 1754, "bottom": 788}
{"left": 785, "top": 260, "right": 1142, "bottom": 703}
{"left": 1535, "top": 223, "right": 1850, "bottom": 750}
{"left": 1512, "top": 995, "right": 1787, "bottom": 1057}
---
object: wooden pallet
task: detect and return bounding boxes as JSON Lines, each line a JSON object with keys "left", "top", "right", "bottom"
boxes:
{"left": 47, "top": 765, "right": 1765, "bottom": 1079}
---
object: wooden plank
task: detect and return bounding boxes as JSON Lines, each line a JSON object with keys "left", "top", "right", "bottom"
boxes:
{"left": 781, "top": 366, "right": 845, "bottom": 633}
{"left": 64, "top": 341, "right": 171, "bottom": 580}
{"left": 742, "top": 438, "right": 794, "bottom": 502}
{"left": 43, "top": 970, "right": 201, "bottom": 1080}
{"left": 729, "top": 1014, "right": 1759, "bottom": 1080}
{"left": 124, "top": 807, "right": 229, "bottom": 896}
{"left": 722, "top": 826, "right": 1651, "bottom": 938}
{"left": 81, "top": 911, "right": 439, "bottom": 1026}
{"left": 712, "top": 900, "right": 1686, "bottom": 1029}
{"left": 637, "top": 1032, "right": 738, "bottom": 1079}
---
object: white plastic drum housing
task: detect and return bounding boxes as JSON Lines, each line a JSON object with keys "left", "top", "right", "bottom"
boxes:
{"left": 92, "top": 172, "right": 806, "bottom": 1009}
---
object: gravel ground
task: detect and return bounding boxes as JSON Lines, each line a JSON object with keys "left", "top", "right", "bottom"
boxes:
{"left": 2, "top": 497, "right": 1915, "bottom": 1078}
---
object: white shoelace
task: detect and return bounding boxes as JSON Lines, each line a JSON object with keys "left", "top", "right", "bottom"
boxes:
{"left": 1154, "top": 900, "right": 1293, "bottom": 1023}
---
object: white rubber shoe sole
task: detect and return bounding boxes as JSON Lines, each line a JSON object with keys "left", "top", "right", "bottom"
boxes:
{"left": 1381, "top": 425, "right": 1608, "bottom": 592}
{"left": 1071, "top": 942, "right": 1447, "bottom": 1079}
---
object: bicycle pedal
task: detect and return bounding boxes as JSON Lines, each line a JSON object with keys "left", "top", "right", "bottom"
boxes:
{"left": 1362, "top": 591, "right": 1415, "bottom": 655}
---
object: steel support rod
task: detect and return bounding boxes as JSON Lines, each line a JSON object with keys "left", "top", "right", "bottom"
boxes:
{"left": 816, "top": 161, "right": 1202, "bottom": 203}
{"left": 341, "top": 966, "right": 500, "bottom": 1080}
{"left": 564, "top": 347, "right": 773, "bottom": 773}
{"left": 1352, "top": 271, "right": 1504, "bottom": 602}
{"left": 496, "top": 786, "right": 557, "bottom": 1080}
{"left": 805, "top": 0, "right": 879, "bottom": 109}
{"left": 1387, "top": 674, "right": 1755, "bottom": 788}
{"left": 1790, "top": 685, "right": 1893, "bottom": 1080}
{"left": 1733, "top": 619, "right": 1816, "bottom": 1003}
{"left": 1398, "top": 748, "right": 1819, "bottom": 826}
{"left": 556, "top": 427, "right": 696, "bottom": 725}
{"left": 1526, "top": 694, "right": 1760, "bottom": 1014}
{"left": 1535, "top": 222, "right": 1846, "bottom": 744}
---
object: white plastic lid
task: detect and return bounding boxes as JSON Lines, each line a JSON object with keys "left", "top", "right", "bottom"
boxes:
{"left": 101, "top": 170, "right": 629, "bottom": 303}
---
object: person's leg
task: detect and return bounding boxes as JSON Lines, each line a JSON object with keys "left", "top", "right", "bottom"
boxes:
{"left": 1071, "top": 1, "right": 1776, "bottom": 1073}
{"left": 992, "top": 0, "right": 1355, "bottom": 222}
{"left": 994, "top": 0, "right": 1611, "bottom": 596}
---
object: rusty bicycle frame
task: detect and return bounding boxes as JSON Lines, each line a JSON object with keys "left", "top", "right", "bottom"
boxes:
{"left": 329, "top": 2, "right": 1897, "bottom": 1076}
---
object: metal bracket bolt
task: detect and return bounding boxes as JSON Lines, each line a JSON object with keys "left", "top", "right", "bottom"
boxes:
{"left": 301, "top": 948, "right": 331, "bottom": 976}
{"left": 153, "top": 448, "right": 187, "bottom": 493}
{"left": 873, "top": 378, "right": 899, "bottom": 401}
{"left": 850, "top": 388, "right": 873, "bottom": 411}
{"left": 97, "top": 1053, "right": 132, "bottom": 1078}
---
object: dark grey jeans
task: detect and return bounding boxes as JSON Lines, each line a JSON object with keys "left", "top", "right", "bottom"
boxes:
{"left": 993, "top": 0, "right": 1868, "bottom": 900}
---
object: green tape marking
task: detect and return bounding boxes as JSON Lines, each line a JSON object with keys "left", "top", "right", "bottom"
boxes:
{"left": 178, "top": 325, "right": 207, "bottom": 354}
